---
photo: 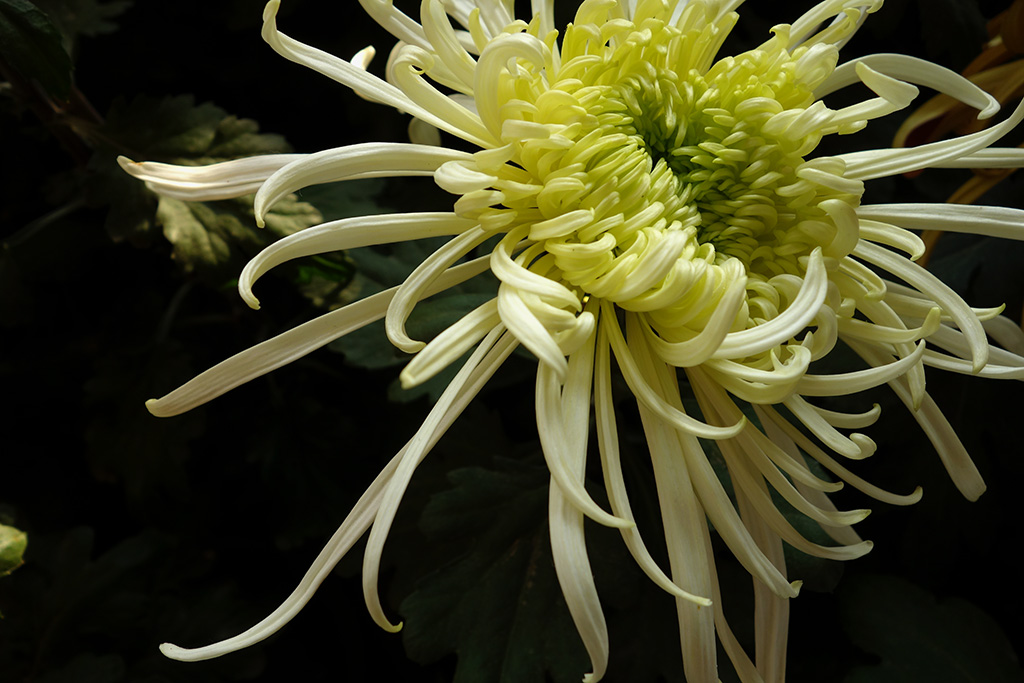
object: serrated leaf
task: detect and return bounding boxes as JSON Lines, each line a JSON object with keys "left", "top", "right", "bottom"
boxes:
{"left": 156, "top": 197, "right": 233, "bottom": 273}
{"left": 840, "top": 574, "right": 1024, "bottom": 683}
{"left": 154, "top": 193, "right": 323, "bottom": 278}
{"left": 399, "top": 462, "right": 590, "bottom": 683}
{"left": 103, "top": 95, "right": 291, "bottom": 161}
{"left": 0, "top": 523, "right": 27, "bottom": 577}
{"left": 93, "top": 95, "right": 297, "bottom": 245}
{"left": 32, "top": 0, "right": 131, "bottom": 46}
{"left": 0, "top": 0, "right": 73, "bottom": 99}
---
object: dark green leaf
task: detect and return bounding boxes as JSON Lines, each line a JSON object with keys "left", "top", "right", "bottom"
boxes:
{"left": 298, "top": 179, "right": 387, "bottom": 223}
{"left": 32, "top": 0, "right": 131, "bottom": 47}
{"left": 154, "top": 194, "right": 321, "bottom": 277}
{"left": 399, "top": 461, "right": 590, "bottom": 683}
{"left": 94, "top": 95, "right": 285, "bottom": 245}
{"left": 83, "top": 339, "right": 205, "bottom": 508}
{"left": 93, "top": 95, "right": 328, "bottom": 279}
{"left": 0, "top": 0, "right": 73, "bottom": 99}
{"left": 102, "top": 95, "right": 290, "bottom": 162}
{"left": 841, "top": 574, "right": 1024, "bottom": 683}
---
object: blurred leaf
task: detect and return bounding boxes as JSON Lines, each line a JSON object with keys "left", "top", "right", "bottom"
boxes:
{"left": 0, "top": 526, "right": 267, "bottom": 681}
{"left": 83, "top": 339, "right": 205, "bottom": 509}
{"left": 32, "top": 0, "right": 131, "bottom": 48}
{"left": 93, "top": 94, "right": 293, "bottom": 246}
{"left": 399, "top": 461, "right": 590, "bottom": 683}
{"left": 298, "top": 179, "right": 387, "bottom": 223}
{"left": 102, "top": 95, "right": 290, "bottom": 162}
{"left": 0, "top": 0, "right": 73, "bottom": 99}
{"left": 154, "top": 193, "right": 321, "bottom": 278}
{"left": 89, "top": 95, "right": 337, "bottom": 285}
{"left": 0, "top": 523, "right": 27, "bottom": 577}
{"left": 156, "top": 197, "right": 233, "bottom": 273}
{"left": 841, "top": 574, "right": 1024, "bottom": 683}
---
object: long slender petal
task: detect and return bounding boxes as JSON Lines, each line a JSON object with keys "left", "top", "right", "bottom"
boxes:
{"left": 146, "top": 257, "right": 490, "bottom": 416}
{"left": 239, "top": 212, "right": 473, "bottom": 309}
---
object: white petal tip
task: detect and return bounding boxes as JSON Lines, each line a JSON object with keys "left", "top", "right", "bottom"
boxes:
{"left": 351, "top": 46, "right": 376, "bottom": 69}
{"left": 158, "top": 643, "right": 190, "bottom": 660}
{"left": 397, "top": 340, "right": 426, "bottom": 354}
{"left": 145, "top": 398, "right": 172, "bottom": 418}
{"left": 263, "top": 0, "right": 280, "bottom": 22}
{"left": 965, "top": 487, "right": 986, "bottom": 502}
{"left": 116, "top": 155, "right": 137, "bottom": 171}
{"left": 398, "top": 369, "right": 417, "bottom": 390}
{"left": 240, "top": 292, "right": 261, "bottom": 311}
{"left": 719, "top": 415, "right": 747, "bottom": 439}
{"left": 978, "top": 102, "right": 1001, "bottom": 120}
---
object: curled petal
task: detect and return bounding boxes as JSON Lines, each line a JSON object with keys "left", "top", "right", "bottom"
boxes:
{"left": 796, "top": 339, "right": 926, "bottom": 397}
{"left": 240, "top": 212, "right": 472, "bottom": 309}
{"left": 714, "top": 249, "right": 827, "bottom": 360}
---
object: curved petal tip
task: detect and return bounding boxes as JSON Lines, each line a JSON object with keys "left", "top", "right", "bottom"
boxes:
{"left": 263, "top": 0, "right": 280, "bottom": 23}
{"left": 159, "top": 642, "right": 195, "bottom": 661}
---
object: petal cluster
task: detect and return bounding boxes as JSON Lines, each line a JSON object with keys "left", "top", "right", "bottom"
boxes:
{"left": 122, "top": 0, "right": 1024, "bottom": 681}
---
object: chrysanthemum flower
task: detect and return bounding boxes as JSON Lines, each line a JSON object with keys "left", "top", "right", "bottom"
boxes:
{"left": 122, "top": 0, "right": 1024, "bottom": 680}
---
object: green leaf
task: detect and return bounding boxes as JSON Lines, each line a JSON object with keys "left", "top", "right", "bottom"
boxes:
{"left": 399, "top": 461, "right": 590, "bottom": 683}
{"left": 94, "top": 95, "right": 292, "bottom": 245}
{"left": 31, "top": 0, "right": 131, "bottom": 46}
{"left": 91, "top": 95, "right": 336, "bottom": 283}
{"left": 154, "top": 193, "right": 322, "bottom": 278}
{"left": 298, "top": 179, "right": 387, "bottom": 223}
{"left": 0, "top": 523, "right": 27, "bottom": 577}
{"left": 840, "top": 574, "right": 1024, "bottom": 683}
{"left": 102, "top": 95, "right": 290, "bottom": 162}
{"left": 0, "top": 0, "right": 73, "bottom": 99}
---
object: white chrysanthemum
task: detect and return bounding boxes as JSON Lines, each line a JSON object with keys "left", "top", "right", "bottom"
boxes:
{"left": 122, "top": 0, "right": 1024, "bottom": 680}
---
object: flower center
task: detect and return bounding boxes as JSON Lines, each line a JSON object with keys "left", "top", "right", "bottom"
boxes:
{"left": 437, "top": 1, "right": 863, "bottom": 348}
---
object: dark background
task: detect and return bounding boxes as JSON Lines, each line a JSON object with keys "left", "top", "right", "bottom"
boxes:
{"left": 2, "top": 0, "right": 1023, "bottom": 681}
